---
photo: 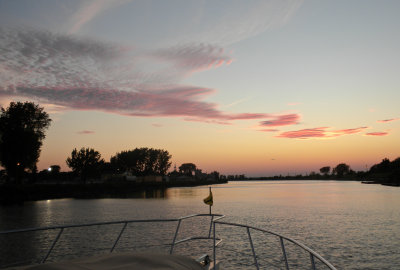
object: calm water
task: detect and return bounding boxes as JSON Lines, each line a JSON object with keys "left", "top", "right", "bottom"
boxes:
{"left": 1, "top": 181, "right": 399, "bottom": 269}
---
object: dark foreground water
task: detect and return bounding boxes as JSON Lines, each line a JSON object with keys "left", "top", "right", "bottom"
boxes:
{"left": 1, "top": 181, "right": 399, "bottom": 269}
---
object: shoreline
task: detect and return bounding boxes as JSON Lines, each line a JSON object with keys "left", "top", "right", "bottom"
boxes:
{"left": 0, "top": 180, "right": 226, "bottom": 204}
{"left": 2, "top": 178, "right": 398, "bottom": 204}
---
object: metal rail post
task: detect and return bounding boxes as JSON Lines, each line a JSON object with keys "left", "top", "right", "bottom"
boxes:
{"left": 279, "top": 236, "right": 290, "bottom": 270}
{"left": 247, "top": 227, "right": 259, "bottom": 270}
{"left": 310, "top": 253, "right": 316, "bottom": 270}
{"left": 213, "top": 221, "right": 216, "bottom": 264}
{"left": 41, "top": 228, "right": 64, "bottom": 263}
{"left": 110, "top": 222, "right": 127, "bottom": 253}
{"left": 170, "top": 219, "right": 182, "bottom": 254}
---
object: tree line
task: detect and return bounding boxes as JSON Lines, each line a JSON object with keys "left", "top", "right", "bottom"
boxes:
{"left": 1, "top": 101, "right": 399, "bottom": 185}
{"left": 110, "top": 148, "right": 171, "bottom": 176}
{"left": 0, "top": 102, "right": 174, "bottom": 183}
{"left": 247, "top": 159, "right": 400, "bottom": 185}
{"left": 0, "top": 101, "right": 216, "bottom": 184}
{"left": 317, "top": 159, "right": 400, "bottom": 184}
{"left": 65, "top": 147, "right": 172, "bottom": 182}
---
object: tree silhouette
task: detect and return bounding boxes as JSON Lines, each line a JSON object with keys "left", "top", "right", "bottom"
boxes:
{"left": 319, "top": 166, "right": 331, "bottom": 175}
{"left": 179, "top": 163, "right": 196, "bottom": 176}
{"left": 369, "top": 158, "right": 391, "bottom": 174}
{"left": 0, "top": 102, "right": 51, "bottom": 182}
{"left": 368, "top": 157, "right": 400, "bottom": 184}
{"left": 333, "top": 163, "right": 350, "bottom": 177}
{"left": 151, "top": 148, "right": 172, "bottom": 176}
{"left": 110, "top": 148, "right": 171, "bottom": 176}
{"left": 66, "top": 148, "right": 104, "bottom": 183}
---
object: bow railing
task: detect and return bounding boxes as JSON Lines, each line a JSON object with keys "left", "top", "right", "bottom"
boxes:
{"left": 1, "top": 213, "right": 336, "bottom": 270}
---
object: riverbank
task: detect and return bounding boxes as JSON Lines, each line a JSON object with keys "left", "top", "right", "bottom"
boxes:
{"left": 0, "top": 179, "right": 226, "bottom": 204}
{"left": 361, "top": 179, "right": 400, "bottom": 186}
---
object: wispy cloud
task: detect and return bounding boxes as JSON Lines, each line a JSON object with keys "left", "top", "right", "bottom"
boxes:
{"left": 178, "top": 0, "right": 303, "bottom": 46}
{"left": 277, "top": 126, "right": 368, "bottom": 139}
{"left": 222, "top": 97, "right": 252, "bottom": 109}
{"left": 377, "top": 118, "right": 399, "bottom": 123}
{"left": 66, "top": 0, "right": 303, "bottom": 48}
{"left": 0, "top": 27, "right": 275, "bottom": 125}
{"left": 153, "top": 44, "right": 232, "bottom": 74}
{"left": 259, "top": 114, "right": 300, "bottom": 127}
{"left": 0, "top": 27, "right": 121, "bottom": 90}
{"left": 77, "top": 130, "right": 95, "bottom": 134}
{"left": 12, "top": 85, "right": 274, "bottom": 122}
{"left": 333, "top": 127, "right": 369, "bottom": 135}
{"left": 365, "top": 132, "right": 389, "bottom": 136}
{"left": 68, "top": 0, "right": 130, "bottom": 34}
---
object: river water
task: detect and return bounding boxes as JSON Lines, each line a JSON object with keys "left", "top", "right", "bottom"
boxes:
{"left": 1, "top": 181, "right": 399, "bottom": 269}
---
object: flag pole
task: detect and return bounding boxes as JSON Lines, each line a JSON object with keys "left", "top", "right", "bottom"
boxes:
{"left": 209, "top": 186, "right": 212, "bottom": 215}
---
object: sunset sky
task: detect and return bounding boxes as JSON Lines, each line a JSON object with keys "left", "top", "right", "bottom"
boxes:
{"left": 1, "top": 0, "right": 399, "bottom": 176}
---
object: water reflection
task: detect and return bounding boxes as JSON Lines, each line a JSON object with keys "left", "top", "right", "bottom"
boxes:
{"left": 104, "top": 188, "right": 167, "bottom": 199}
{"left": 1, "top": 181, "right": 400, "bottom": 269}
{"left": 139, "top": 189, "right": 166, "bottom": 199}
{"left": 166, "top": 187, "right": 201, "bottom": 198}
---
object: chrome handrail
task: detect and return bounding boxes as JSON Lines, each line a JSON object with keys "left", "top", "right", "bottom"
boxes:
{"left": 0, "top": 213, "right": 222, "bottom": 265}
{"left": 212, "top": 215, "right": 337, "bottom": 270}
{"left": 1, "top": 213, "right": 336, "bottom": 270}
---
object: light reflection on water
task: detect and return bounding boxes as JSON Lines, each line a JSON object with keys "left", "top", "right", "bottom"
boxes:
{"left": 1, "top": 181, "right": 400, "bottom": 269}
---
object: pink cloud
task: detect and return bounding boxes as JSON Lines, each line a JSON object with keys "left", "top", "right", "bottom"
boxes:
{"left": 377, "top": 118, "right": 399, "bottom": 123}
{"left": 77, "top": 130, "right": 95, "bottom": 134}
{"left": 0, "top": 28, "right": 276, "bottom": 125}
{"left": 278, "top": 126, "right": 368, "bottom": 139}
{"left": 11, "top": 86, "right": 273, "bottom": 123}
{"left": 277, "top": 127, "right": 328, "bottom": 139}
{"left": 227, "top": 113, "right": 272, "bottom": 121}
{"left": 365, "top": 132, "right": 389, "bottom": 136}
{"left": 332, "top": 127, "right": 369, "bottom": 135}
{"left": 259, "top": 114, "right": 300, "bottom": 127}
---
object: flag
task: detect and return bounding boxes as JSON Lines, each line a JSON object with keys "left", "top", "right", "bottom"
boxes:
{"left": 203, "top": 189, "right": 213, "bottom": 206}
